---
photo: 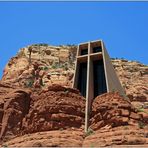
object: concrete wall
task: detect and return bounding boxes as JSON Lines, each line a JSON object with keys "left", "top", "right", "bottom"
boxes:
{"left": 101, "top": 41, "right": 125, "bottom": 97}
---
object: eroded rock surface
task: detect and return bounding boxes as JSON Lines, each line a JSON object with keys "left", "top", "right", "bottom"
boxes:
{"left": 90, "top": 92, "right": 147, "bottom": 130}
{"left": 0, "top": 84, "right": 86, "bottom": 145}
{"left": 3, "top": 130, "right": 84, "bottom": 147}
{"left": 21, "top": 85, "right": 85, "bottom": 134}
{"left": 1, "top": 45, "right": 76, "bottom": 88}
{"left": 1, "top": 92, "right": 148, "bottom": 147}
{"left": 83, "top": 92, "right": 148, "bottom": 147}
{"left": 0, "top": 86, "right": 31, "bottom": 141}
{"left": 83, "top": 127, "right": 148, "bottom": 147}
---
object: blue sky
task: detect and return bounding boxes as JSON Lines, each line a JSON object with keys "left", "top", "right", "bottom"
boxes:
{"left": 0, "top": 2, "right": 148, "bottom": 79}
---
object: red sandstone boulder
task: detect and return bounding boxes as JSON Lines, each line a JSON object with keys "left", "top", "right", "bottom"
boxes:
{"left": 83, "top": 92, "right": 148, "bottom": 147}
{"left": 90, "top": 92, "right": 147, "bottom": 130}
{"left": 21, "top": 85, "right": 85, "bottom": 134}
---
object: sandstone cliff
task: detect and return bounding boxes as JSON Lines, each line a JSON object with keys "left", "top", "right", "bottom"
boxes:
{"left": 0, "top": 44, "right": 148, "bottom": 146}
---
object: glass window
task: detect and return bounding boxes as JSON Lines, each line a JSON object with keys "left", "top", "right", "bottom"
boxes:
{"left": 93, "top": 59, "right": 107, "bottom": 97}
{"left": 81, "top": 49, "right": 88, "bottom": 55}
{"left": 93, "top": 46, "right": 102, "bottom": 53}
{"left": 78, "top": 62, "right": 87, "bottom": 97}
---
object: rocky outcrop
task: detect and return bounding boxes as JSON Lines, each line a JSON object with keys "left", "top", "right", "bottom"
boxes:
{"left": 82, "top": 92, "right": 148, "bottom": 147}
{"left": 0, "top": 84, "right": 85, "bottom": 145}
{"left": 1, "top": 45, "right": 76, "bottom": 88}
{"left": 112, "top": 59, "right": 148, "bottom": 108}
{"left": 83, "top": 127, "right": 148, "bottom": 147}
{"left": 21, "top": 85, "right": 85, "bottom": 134}
{"left": 90, "top": 92, "right": 147, "bottom": 130}
{"left": 1, "top": 92, "right": 148, "bottom": 147}
{"left": 83, "top": 93, "right": 148, "bottom": 146}
{"left": 3, "top": 130, "right": 84, "bottom": 147}
{"left": 0, "top": 88, "right": 31, "bottom": 141}
{"left": 0, "top": 82, "right": 19, "bottom": 136}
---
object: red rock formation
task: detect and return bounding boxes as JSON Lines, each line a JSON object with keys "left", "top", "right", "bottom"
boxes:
{"left": 0, "top": 88, "right": 31, "bottom": 141}
{"left": 0, "top": 45, "right": 148, "bottom": 146}
{"left": 2, "top": 130, "right": 84, "bottom": 147}
{"left": 83, "top": 127, "right": 148, "bottom": 147}
{"left": 90, "top": 92, "right": 147, "bottom": 130}
{"left": 0, "top": 84, "right": 86, "bottom": 145}
{"left": 21, "top": 85, "right": 85, "bottom": 134}
{"left": 83, "top": 92, "right": 148, "bottom": 147}
{"left": 1, "top": 90, "right": 148, "bottom": 147}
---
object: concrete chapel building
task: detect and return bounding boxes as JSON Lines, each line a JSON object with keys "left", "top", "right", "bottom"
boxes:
{"left": 73, "top": 40, "right": 125, "bottom": 132}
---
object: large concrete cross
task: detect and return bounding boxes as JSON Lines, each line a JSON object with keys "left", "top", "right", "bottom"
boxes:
{"left": 73, "top": 40, "right": 125, "bottom": 132}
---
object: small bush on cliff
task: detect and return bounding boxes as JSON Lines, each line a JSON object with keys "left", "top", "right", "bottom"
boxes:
{"left": 52, "top": 62, "right": 59, "bottom": 69}
{"left": 85, "top": 128, "right": 94, "bottom": 137}
{"left": 25, "top": 79, "right": 34, "bottom": 87}
{"left": 124, "top": 126, "right": 129, "bottom": 130}
{"left": 64, "top": 89, "right": 69, "bottom": 95}
{"left": 31, "top": 43, "right": 49, "bottom": 47}
{"left": 40, "top": 78, "right": 45, "bottom": 86}
{"left": 138, "top": 108, "right": 145, "bottom": 112}
{"left": 137, "top": 107, "right": 148, "bottom": 114}
{"left": 63, "top": 63, "right": 68, "bottom": 71}
{"left": 17, "top": 50, "right": 26, "bottom": 58}
{"left": 2, "top": 144, "right": 8, "bottom": 148}
{"left": 90, "top": 143, "right": 95, "bottom": 148}
{"left": 59, "top": 128, "right": 63, "bottom": 131}
{"left": 144, "top": 132, "right": 148, "bottom": 138}
{"left": 44, "top": 66, "right": 49, "bottom": 71}
{"left": 138, "top": 121, "right": 145, "bottom": 129}
{"left": 40, "top": 66, "right": 49, "bottom": 71}
{"left": 111, "top": 89, "right": 115, "bottom": 92}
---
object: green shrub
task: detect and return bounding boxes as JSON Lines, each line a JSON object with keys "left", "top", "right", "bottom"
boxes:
{"left": 17, "top": 50, "right": 25, "bottom": 58}
{"left": 63, "top": 63, "right": 68, "bottom": 71}
{"left": 137, "top": 108, "right": 148, "bottom": 114}
{"left": 138, "top": 108, "right": 145, "bottom": 112}
{"left": 31, "top": 43, "right": 49, "bottom": 47}
{"left": 90, "top": 143, "right": 94, "bottom": 148}
{"left": 52, "top": 62, "right": 59, "bottom": 69}
{"left": 2, "top": 144, "right": 8, "bottom": 147}
{"left": 25, "top": 79, "right": 34, "bottom": 87}
{"left": 112, "top": 89, "right": 115, "bottom": 92}
{"left": 44, "top": 66, "right": 49, "bottom": 71}
{"left": 59, "top": 128, "right": 63, "bottom": 131}
{"left": 40, "top": 79, "right": 45, "bottom": 86}
{"left": 40, "top": 66, "right": 49, "bottom": 71}
{"left": 124, "top": 126, "right": 129, "bottom": 130}
{"left": 85, "top": 128, "right": 94, "bottom": 137}
{"left": 64, "top": 89, "right": 69, "bottom": 95}
{"left": 138, "top": 121, "right": 145, "bottom": 129}
{"left": 66, "top": 44, "right": 76, "bottom": 47}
